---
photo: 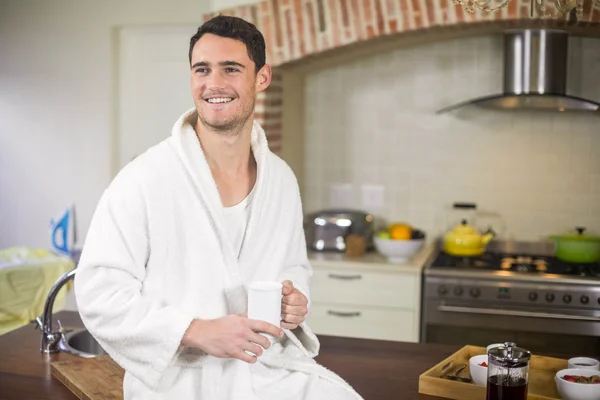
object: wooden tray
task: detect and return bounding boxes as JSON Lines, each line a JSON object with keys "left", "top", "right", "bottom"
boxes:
{"left": 418, "top": 345, "right": 568, "bottom": 400}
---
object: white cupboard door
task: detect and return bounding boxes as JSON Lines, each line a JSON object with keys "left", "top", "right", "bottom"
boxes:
{"left": 118, "top": 26, "right": 197, "bottom": 170}
{"left": 307, "top": 303, "right": 417, "bottom": 342}
{"left": 310, "top": 268, "right": 418, "bottom": 309}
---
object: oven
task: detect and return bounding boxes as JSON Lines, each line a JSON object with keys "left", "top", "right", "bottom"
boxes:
{"left": 421, "top": 272, "right": 600, "bottom": 357}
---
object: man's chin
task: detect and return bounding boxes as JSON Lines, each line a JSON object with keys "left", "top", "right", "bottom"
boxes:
{"left": 197, "top": 110, "right": 253, "bottom": 134}
{"left": 199, "top": 117, "right": 241, "bottom": 134}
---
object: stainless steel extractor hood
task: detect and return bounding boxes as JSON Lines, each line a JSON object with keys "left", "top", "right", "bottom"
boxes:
{"left": 437, "top": 29, "right": 600, "bottom": 114}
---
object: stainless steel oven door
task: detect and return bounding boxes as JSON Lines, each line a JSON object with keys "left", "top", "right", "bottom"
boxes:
{"left": 421, "top": 299, "right": 600, "bottom": 356}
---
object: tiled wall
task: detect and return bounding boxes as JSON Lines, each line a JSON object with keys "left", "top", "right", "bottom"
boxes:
{"left": 303, "top": 35, "right": 600, "bottom": 242}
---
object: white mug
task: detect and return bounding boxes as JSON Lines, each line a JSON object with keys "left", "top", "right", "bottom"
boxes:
{"left": 568, "top": 357, "right": 600, "bottom": 370}
{"left": 248, "top": 281, "right": 282, "bottom": 341}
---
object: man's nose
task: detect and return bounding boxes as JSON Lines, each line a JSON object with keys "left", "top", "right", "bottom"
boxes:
{"left": 205, "top": 71, "right": 226, "bottom": 89}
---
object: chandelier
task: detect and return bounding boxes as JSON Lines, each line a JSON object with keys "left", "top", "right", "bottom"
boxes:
{"left": 451, "top": 0, "right": 589, "bottom": 18}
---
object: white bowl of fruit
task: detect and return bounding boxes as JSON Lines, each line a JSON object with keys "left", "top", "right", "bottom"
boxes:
{"left": 469, "top": 355, "right": 488, "bottom": 386}
{"left": 555, "top": 368, "right": 600, "bottom": 400}
{"left": 374, "top": 223, "right": 426, "bottom": 263}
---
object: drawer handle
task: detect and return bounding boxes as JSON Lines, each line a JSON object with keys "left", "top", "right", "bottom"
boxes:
{"left": 328, "top": 273, "right": 362, "bottom": 280}
{"left": 327, "top": 310, "right": 361, "bottom": 317}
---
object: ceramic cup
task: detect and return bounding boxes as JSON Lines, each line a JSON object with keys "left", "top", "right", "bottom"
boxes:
{"left": 248, "top": 281, "right": 283, "bottom": 341}
{"left": 486, "top": 343, "right": 504, "bottom": 353}
{"left": 568, "top": 357, "right": 600, "bottom": 370}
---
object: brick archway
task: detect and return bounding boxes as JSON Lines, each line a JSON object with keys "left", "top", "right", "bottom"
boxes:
{"left": 203, "top": 0, "right": 600, "bottom": 152}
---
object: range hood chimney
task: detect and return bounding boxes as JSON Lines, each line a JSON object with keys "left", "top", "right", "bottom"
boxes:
{"left": 437, "top": 29, "right": 600, "bottom": 114}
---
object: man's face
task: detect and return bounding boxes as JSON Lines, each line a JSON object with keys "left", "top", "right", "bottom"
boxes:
{"left": 190, "top": 33, "right": 270, "bottom": 134}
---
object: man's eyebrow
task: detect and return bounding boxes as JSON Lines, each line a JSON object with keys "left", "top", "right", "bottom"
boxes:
{"left": 191, "top": 61, "right": 246, "bottom": 69}
{"left": 219, "top": 61, "right": 245, "bottom": 69}
{"left": 191, "top": 61, "right": 209, "bottom": 69}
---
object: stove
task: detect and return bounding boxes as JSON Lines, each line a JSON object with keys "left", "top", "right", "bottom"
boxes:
{"left": 420, "top": 241, "right": 600, "bottom": 357}
{"left": 429, "top": 251, "right": 600, "bottom": 278}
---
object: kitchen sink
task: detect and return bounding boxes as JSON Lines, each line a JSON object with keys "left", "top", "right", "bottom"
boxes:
{"left": 58, "top": 328, "right": 107, "bottom": 358}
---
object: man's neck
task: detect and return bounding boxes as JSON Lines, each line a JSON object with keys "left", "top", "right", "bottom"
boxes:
{"left": 194, "top": 118, "right": 255, "bottom": 177}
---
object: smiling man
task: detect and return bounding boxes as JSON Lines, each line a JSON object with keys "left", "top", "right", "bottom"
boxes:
{"left": 75, "top": 15, "right": 363, "bottom": 400}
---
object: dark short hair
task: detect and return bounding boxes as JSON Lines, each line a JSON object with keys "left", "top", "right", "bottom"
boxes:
{"left": 189, "top": 15, "right": 266, "bottom": 73}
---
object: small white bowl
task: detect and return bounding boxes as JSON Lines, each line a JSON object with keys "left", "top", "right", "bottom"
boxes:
{"left": 568, "top": 357, "right": 600, "bottom": 371}
{"left": 469, "top": 354, "right": 488, "bottom": 386}
{"left": 373, "top": 237, "right": 425, "bottom": 263}
{"left": 555, "top": 368, "right": 600, "bottom": 400}
{"left": 486, "top": 343, "right": 504, "bottom": 353}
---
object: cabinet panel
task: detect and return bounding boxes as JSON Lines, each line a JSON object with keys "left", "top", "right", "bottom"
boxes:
{"left": 311, "top": 267, "right": 418, "bottom": 309}
{"left": 307, "top": 303, "right": 417, "bottom": 342}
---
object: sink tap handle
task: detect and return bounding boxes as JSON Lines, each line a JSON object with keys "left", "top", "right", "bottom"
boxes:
{"left": 57, "top": 320, "right": 73, "bottom": 334}
{"left": 31, "top": 316, "right": 43, "bottom": 330}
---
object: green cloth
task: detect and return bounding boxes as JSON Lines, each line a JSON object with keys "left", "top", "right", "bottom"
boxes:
{"left": 0, "top": 247, "right": 74, "bottom": 335}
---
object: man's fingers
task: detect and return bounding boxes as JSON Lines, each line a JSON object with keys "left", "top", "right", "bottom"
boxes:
{"left": 281, "top": 313, "right": 303, "bottom": 325}
{"left": 249, "top": 332, "right": 272, "bottom": 350}
{"left": 242, "top": 341, "right": 264, "bottom": 357}
{"left": 249, "top": 319, "right": 284, "bottom": 337}
{"left": 281, "top": 304, "right": 308, "bottom": 316}
{"left": 281, "top": 321, "right": 298, "bottom": 330}
{"left": 281, "top": 280, "right": 294, "bottom": 295}
{"left": 282, "top": 291, "right": 307, "bottom": 306}
{"left": 236, "top": 349, "right": 257, "bottom": 363}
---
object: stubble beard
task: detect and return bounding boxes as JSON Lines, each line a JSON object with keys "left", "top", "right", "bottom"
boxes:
{"left": 198, "top": 97, "right": 256, "bottom": 137}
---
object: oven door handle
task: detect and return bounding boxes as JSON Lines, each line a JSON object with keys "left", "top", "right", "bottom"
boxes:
{"left": 437, "top": 304, "right": 600, "bottom": 322}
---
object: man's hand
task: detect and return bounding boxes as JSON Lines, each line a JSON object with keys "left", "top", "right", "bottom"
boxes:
{"left": 281, "top": 280, "right": 308, "bottom": 330}
{"left": 181, "top": 314, "right": 284, "bottom": 363}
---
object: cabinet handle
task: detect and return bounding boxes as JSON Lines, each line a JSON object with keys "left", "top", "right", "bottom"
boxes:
{"left": 327, "top": 310, "right": 361, "bottom": 317}
{"left": 328, "top": 273, "right": 362, "bottom": 280}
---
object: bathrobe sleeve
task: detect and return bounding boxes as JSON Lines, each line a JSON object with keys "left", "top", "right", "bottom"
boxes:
{"left": 74, "top": 167, "right": 194, "bottom": 390}
{"left": 278, "top": 178, "right": 313, "bottom": 312}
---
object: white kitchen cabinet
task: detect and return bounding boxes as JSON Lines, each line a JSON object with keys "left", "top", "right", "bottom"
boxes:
{"left": 308, "top": 303, "right": 415, "bottom": 342}
{"left": 306, "top": 247, "right": 433, "bottom": 343}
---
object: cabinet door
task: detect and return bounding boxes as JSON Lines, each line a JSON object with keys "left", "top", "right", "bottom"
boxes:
{"left": 310, "top": 267, "right": 418, "bottom": 309}
{"left": 118, "top": 26, "right": 196, "bottom": 170}
{"left": 306, "top": 303, "right": 416, "bottom": 342}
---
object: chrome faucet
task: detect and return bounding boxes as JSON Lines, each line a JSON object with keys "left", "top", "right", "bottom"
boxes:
{"left": 32, "top": 267, "right": 76, "bottom": 353}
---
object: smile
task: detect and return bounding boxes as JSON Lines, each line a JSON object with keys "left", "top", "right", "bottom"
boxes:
{"left": 205, "top": 97, "right": 233, "bottom": 104}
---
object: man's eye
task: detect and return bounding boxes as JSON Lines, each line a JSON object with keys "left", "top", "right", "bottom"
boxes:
{"left": 195, "top": 68, "right": 208, "bottom": 74}
{"left": 225, "top": 68, "right": 239, "bottom": 73}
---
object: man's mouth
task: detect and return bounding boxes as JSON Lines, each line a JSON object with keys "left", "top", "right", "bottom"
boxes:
{"left": 205, "top": 97, "right": 233, "bottom": 104}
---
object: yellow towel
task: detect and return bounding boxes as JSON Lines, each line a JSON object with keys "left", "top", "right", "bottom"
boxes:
{"left": 0, "top": 247, "right": 74, "bottom": 335}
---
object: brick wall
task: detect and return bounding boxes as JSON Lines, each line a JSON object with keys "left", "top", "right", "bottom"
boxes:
{"left": 204, "top": 0, "right": 600, "bottom": 154}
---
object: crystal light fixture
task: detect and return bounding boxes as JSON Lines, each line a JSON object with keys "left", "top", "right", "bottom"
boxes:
{"left": 451, "top": 0, "right": 587, "bottom": 19}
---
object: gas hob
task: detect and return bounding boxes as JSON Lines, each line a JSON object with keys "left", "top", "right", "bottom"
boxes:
{"left": 429, "top": 251, "right": 600, "bottom": 279}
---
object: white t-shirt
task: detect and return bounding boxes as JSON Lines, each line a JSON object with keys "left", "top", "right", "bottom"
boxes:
{"left": 222, "top": 187, "right": 254, "bottom": 258}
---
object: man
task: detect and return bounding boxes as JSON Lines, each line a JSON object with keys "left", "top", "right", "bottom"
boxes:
{"left": 75, "top": 15, "right": 362, "bottom": 400}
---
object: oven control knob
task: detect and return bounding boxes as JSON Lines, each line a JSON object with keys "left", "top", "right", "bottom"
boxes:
{"left": 470, "top": 288, "right": 480, "bottom": 298}
{"left": 545, "top": 293, "right": 555, "bottom": 303}
{"left": 581, "top": 295, "right": 590, "bottom": 304}
{"left": 528, "top": 292, "right": 538, "bottom": 301}
{"left": 563, "top": 294, "right": 572, "bottom": 304}
{"left": 454, "top": 286, "right": 464, "bottom": 296}
{"left": 438, "top": 285, "right": 448, "bottom": 295}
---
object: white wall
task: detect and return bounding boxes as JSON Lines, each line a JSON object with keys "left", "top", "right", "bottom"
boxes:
{"left": 0, "top": 0, "right": 212, "bottom": 251}
{"left": 303, "top": 35, "right": 600, "bottom": 242}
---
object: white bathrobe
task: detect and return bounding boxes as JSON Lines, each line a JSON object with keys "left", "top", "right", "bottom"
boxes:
{"left": 74, "top": 108, "right": 364, "bottom": 400}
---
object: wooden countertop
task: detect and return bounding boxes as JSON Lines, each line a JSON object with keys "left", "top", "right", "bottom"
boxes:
{"left": 0, "top": 311, "right": 458, "bottom": 399}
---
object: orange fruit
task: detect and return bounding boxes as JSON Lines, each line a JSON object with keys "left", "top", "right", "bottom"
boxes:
{"left": 389, "top": 223, "right": 412, "bottom": 240}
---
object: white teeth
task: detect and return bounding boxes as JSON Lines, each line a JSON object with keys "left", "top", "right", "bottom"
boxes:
{"left": 207, "top": 97, "right": 233, "bottom": 103}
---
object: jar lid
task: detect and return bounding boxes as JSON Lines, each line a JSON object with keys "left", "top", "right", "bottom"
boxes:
{"left": 488, "top": 342, "right": 531, "bottom": 368}
{"left": 550, "top": 227, "right": 600, "bottom": 243}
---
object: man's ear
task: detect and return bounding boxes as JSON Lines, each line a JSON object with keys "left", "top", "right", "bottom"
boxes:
{"left": 255, "top": 64, "right": 272, "bottom": 93}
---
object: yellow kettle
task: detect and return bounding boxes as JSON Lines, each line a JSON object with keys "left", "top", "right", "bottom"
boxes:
{"left": 443, "top": 219, "right": 495, "bottom": 257}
